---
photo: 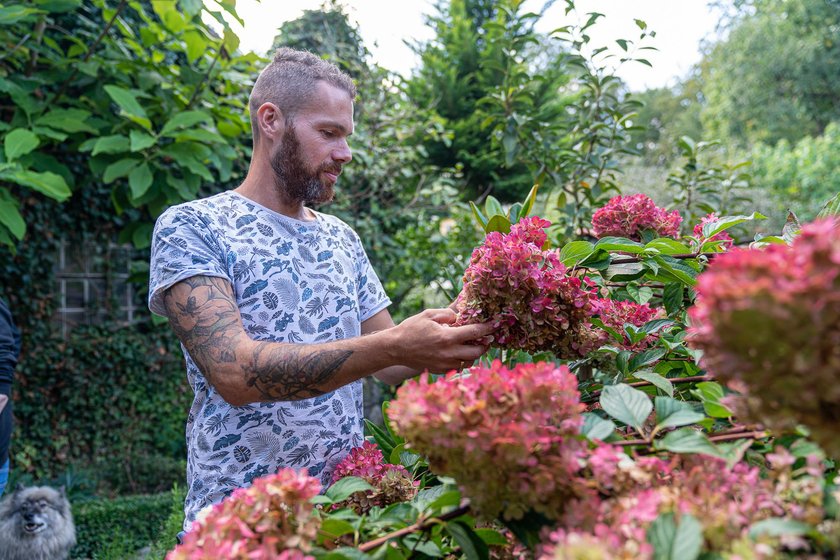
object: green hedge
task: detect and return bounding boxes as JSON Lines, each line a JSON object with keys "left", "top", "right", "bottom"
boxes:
{"left": 71, "top": 491, "right": 174, "bottom": 559}
{"left": 12, "top": 323, "right": 190, "bottom": 495}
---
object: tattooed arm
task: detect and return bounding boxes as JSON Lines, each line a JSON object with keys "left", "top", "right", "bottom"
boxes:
{"left": 163, "top": 275, "right": 493, "bottom": 405}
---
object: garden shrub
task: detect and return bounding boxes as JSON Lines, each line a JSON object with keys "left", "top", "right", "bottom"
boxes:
{"left": 148, "top": 484, "right": 187, "bottom": 560}
{"left": 71, "top": 491, "right": 173, "bottom": 559}
{"left": 12, "top": 323, "right": 189, "bottom": 494}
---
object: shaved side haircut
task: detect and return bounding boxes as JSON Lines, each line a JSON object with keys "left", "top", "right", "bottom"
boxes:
{"left": 249, "top": 48, "right": 357, "bottom": 146}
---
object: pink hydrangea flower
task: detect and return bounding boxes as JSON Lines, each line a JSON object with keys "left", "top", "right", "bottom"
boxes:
{"left": 591, "top": 194, "right": 682, "bottom": 241}
{"left": 687, "top": 218, "right": 840, "bottom": 456}
{"left": 388, "top": 360, "right": 587, "bottom": 520}
{"left": 167, "top": 468, "right": 321, "bottom": 560}
{"left": 579, "top": 298, "right": 665, "bottom": 354}
{"left": 330, "top": 442, "right": 417, "bottom": 513}
{"left": 692, "top": 213, "right": 734, "bottom": 250}
{"left": 454, "top": 216, "right": 598, "bottom": 357}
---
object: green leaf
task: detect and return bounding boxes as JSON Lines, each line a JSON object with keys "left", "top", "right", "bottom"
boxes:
{"left": 483, "top": 195, "right": 504, "bottom": 218}
{"left": 647, "top": 512, "right": 703, "bottom": 560}
{"left": 595, "top": 236, "right": 645, "bottom": 254}
{"left": 0, "top": 5, "right": 43, "bottom": 24}
{"left": 634, "top": 371, "right": 674, "bottom": 397}
{"left": 520, "top": 184, "right": 539, "bottom": 217}
{"left": 651, "top": 256, "right": 698, "bottom": 286}
{"left": 627, "top": 283, "right": 653, "bottom": 304}
{"left": 365, "top": 420, "right": 397, "bottom": 461}
{"left": 474, "top": 528, "right": 508, "bottom": 546}
{"left": 644, "top": 238, "right": 692, "bottom": 255}
{"left": 691, "top": 382, "right": 733, "bottom": 418}
{"left": 701, "top": 212, "right": 767, "bottom": 238}
{"left": 599, "top": 384, "right": 652, "bottom": 433}
{"left": 161, "top": 110, "right": 213, "bottom": 136}
{"left": 580, "top": 412, "right": 616, "bottom": 441}
{"left": 507, "top": 202, "right": 523, "bottom": 223}
{"left": 319, "top": 518, "right": 356, "bottom": 540}
{"left": 447, "top": 521, "right": 489, "bottom": 560}
{"left": 485, "top": 214, "right": 511, "bottom": 234}
{"left": 104, "top": 85, "right": 148, "bottom": 120}
{"left": 1, "top": 169, "right": 71, "bottom": 201}
{"left": 469, "top": 201, "right": 488, "bottom": 228}
{"left": 654, "top": 398, "right": 705, "bottom": 430}
{"left": 0, "top": 189, "right": 25, "bottom": 240}
{"left": 34, "top": 108, "right": 96, "bottom": 133}
{"left": 817, "top": 192, "right": 840, "bottom": 218}
{"left": 103, "top": 158, "right": 140, "bottom": 183}
{"left": 128, "top": 162, "right": 153, "bottom": 199}
{"left": 655, "top": 428, "right": 721, "bottom": 458}
{"left": 130, "top": 130, "right": 157, "bottom": 151}
{"left": 33, "top": 0, "right": 81, "bottom": 13}
{"left": 325, "top": 476, "right": 374, "bottom": 502}
{"left": 748, "top": 518, "right": 812, "bottom": 539}
{"left": 4, "top": 129, "right": 40, "bottom": 161}
{"left": 90, "top": 135, "right": 130, "bottom": 156}
{"left": 559, "top": 240, "right": 594, "bottom": 267}
{"left": 663, "top": 283, "right": 683, "bottom": 315}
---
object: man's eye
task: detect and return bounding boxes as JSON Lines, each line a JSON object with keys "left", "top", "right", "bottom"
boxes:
{"left": 321, "top": 130, "right": 335, "bottom": 138}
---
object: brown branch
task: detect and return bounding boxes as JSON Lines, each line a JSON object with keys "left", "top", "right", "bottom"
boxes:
{"left": 357, "top": 503, "right": 471, "bottom": 552}
{"left": 49, "top": 0, "right": 129, "bottom": 105}
{"left": 582, "top": 375, "right": 712, "bottom": 403}
{"left": 615, "top": 430, "right": 770, "bottom": 448}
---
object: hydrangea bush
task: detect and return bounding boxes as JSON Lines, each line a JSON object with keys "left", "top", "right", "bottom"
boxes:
{"left": 688, "top": 218, "right": 840, "bottom": 456}
{"left": 590, "top": 194, "right": 682, "bottom": 240}
{"left": 330, "top": 442, "right": 418, "bottom": 513}
{"left": 454, "top": 217, "right": 598, "bottom": 356}
{"left": 388, "top": 360, "right": 587, "bottom": 520}
{"left": 167, "top": 468, "right": 321, "bottom": 560}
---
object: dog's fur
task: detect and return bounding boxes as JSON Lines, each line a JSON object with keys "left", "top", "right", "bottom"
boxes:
{"left": 0, "top": 485, "right": 76, "bottom": 560}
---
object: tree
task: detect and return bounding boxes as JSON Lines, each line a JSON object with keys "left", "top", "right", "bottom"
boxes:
{"left": 700, "top": 0, "right": 840, "bottom": 147}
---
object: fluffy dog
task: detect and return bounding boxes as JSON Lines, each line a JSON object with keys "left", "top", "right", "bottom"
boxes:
{"left": 0, "top": 485, "right": 76, "bottom": 560}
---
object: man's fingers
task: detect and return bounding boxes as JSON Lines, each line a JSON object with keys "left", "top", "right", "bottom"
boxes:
{"left": 448, "top": 320, "right": 495, "bottom": 342}
{"left": 425, "top": 308, "right": 458, "bottom": 324}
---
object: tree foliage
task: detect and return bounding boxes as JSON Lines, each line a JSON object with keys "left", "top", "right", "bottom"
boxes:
{"left": 0, "top": 0, "right": 260, "bottom": 249}
{"left": 699, "top": 0, "right": 840, "bottom": 147}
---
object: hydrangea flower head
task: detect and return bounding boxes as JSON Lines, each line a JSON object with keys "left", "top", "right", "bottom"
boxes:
{"left": 579, "top": 298, "right": 665, "bottom": 354}
{"left": 388, "top": 360, "right": 587, "bottom": 520}
{"left": 330, "top": 442, "right": 417, "bottom": 513}
{"left": 454, "top": 216, "right": 598, "bottom": 357}
{"left": 687, "top": 218, "right": 840, "bottom": 456}
{"left": 167, "top": 468, "right": 321, "bottom": 560}
{"left": 591, "top": 194, "right": 682, "bottom": 240}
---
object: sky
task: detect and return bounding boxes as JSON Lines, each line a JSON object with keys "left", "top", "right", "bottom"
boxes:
{"left": 219, "top": 0, "right": 727, "bottom": 92}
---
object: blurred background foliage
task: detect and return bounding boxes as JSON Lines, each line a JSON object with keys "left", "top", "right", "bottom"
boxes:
{"left": 0, "top": 0, "right": 838, "bottom": 556}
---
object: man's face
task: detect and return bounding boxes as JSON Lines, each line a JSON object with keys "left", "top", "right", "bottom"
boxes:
{"left": 269, "top": 82, "right": 354, "bottom": 205}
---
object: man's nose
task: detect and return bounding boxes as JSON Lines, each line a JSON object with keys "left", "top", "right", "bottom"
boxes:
{"left": 332, "top": 139, "right": 352, "bottom": 164}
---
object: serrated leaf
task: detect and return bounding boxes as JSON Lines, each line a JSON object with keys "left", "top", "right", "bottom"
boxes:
{"left": 581, "top": 412, "right": 616, "bottom": 441}
{"left": 4, "top": 129, "right": 40, "bottom": 161}
{"left": 627, "top": 283, "right": 653, "bottom": 304}
{"left": 599, "top": 384, "right": 652, "bottom": 432}
{"left": 701, "top": 212, "right": 767, "bottom": 238}
{"left": 655, "top": 428, "right": 721, "bottom": 458}
{"left": 559, "top": 240, "right": 594, "bottom": 267}
{"left": 634, "top": 371, "right": 674, "bottom": 397}
{"left": 647, "top": 512, "right": 702, "bottom": 560}
{"left": 595, "top": 236, "right": 645, "bottom": 254}
{"left": 325, "top": 476, "right": 374, "bottom": 502}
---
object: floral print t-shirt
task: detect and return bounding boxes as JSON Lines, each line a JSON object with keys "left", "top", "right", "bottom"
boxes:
{"left": 148, "top": 190, "right": 390, "bottom": 531}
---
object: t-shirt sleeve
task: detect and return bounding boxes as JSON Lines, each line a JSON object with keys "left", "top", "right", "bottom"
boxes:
{"left": 148, "top": 205, "right": 231, "bottom": 317}
{"left": 351, "top": 230, "right": 391, "bottom": 322}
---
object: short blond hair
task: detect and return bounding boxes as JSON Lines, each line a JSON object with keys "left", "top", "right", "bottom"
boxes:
{"left": 249, "top": 48, "right": 356, "bottom": 145}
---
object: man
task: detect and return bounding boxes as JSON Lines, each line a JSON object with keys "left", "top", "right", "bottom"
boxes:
{"left": 0, "top": 297, "right": 20, "bottom": 497}
{"left": 148, "top": 48, "right": 493, "bottom": 532}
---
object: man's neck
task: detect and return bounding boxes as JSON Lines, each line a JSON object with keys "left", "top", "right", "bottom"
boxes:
{"left": 236, "top": 161, "right": 315, "bottom": 222}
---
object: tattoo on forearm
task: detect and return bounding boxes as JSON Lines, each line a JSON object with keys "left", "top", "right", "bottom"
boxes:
{"left": 244, "top": 344, "right": 353, "bottom": 400}
{"left": 163, "top": 275, "right": 354, "bottom": 402}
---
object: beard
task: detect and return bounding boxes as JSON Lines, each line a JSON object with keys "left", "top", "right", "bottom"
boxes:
{"left": 270, "top": 124, "right": 339, "bottom": 205}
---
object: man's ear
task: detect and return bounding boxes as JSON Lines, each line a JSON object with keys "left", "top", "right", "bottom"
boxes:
{"left": 257, "top": 102, "right": 285, "bottom": 142}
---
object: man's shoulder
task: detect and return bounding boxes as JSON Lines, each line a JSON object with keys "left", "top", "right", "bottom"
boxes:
{"left": 314, "top": 211, "right": 360, "bottom": 238}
